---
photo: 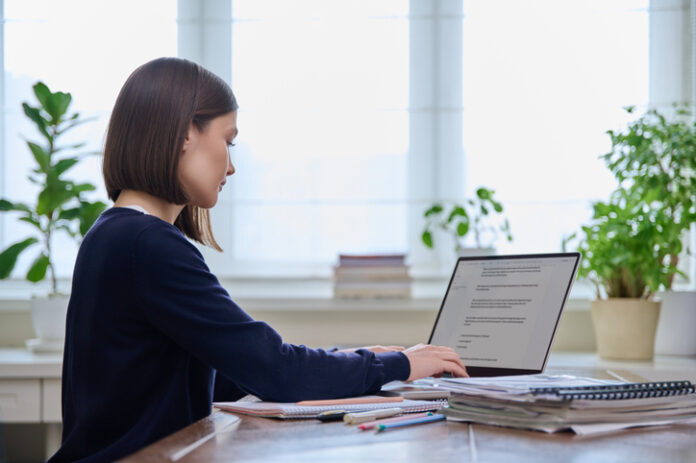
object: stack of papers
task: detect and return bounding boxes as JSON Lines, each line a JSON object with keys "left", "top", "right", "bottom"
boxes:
{"left": 425, "top": 375, "right": 696, "bottom": 435}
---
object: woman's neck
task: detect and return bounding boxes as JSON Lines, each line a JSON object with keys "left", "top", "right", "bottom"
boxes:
{"left": 113, "top": 190, "right": 185, "bottom": 224}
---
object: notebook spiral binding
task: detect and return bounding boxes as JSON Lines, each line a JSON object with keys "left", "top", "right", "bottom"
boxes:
{"left": 529, "top": 380, "right": 696, "bottom": 400}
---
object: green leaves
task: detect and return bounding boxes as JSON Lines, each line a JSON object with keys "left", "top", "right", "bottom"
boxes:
{"left": 22, "top": 103, "right": 51, "bottom": 140}
{"left": 424, "top": 204, "right": 444, "bottom": 217}
{"left": 476, "top": 187, "right": 491, "bottom": 200}
{"left": 577, "top": 187, "right": 681, "bottom": 298}
{"left": 0, "top": 238, "right": 38, "bottom": 279}
{"left": 421, "top": 187, "right": 512, "bottom": 253}
{"left": 457, "top": 221, "right": 469, "bottom": 237}
{"left": 33, "top": 82, "right": 72, "bottom": 123}
{"left": 77, "top": 201, "right": 107, "bottom": 236}
{"left": 26, "top": 253, "right": 50, "bottom": 282}
{"left": 0, "top": 199, "right": 32, "bottom": 213}
{"left": 0, "top": 80, "right": 103, "bottom": 291}
{"left": 580, "top": 105, "right": 696, "bottom": 295}
{"left": 28, "top": 142, "right": 50, "bottom": 172}
{"left": 54, "top": 157, "right": 79, "bottom": 176}
{"left": 422, "top": 230, "right": 434, "bottom": 248}
{"left": 37, "top": 178, "right": 77, "bottom": 215}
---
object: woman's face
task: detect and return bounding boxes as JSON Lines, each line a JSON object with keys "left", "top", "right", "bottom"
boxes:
{"left": 179, "top": 111, "right": 237, "bottom": 208}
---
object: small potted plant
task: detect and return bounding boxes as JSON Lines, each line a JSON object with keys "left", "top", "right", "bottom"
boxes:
{"left": 571, "top": 105, "right": 696, "bottom": 360}
{"left": 421, "top": 187, "right": 512, "bottom": 257}
{"left": 0, "top": 82, "right": 106, "bottom": 351}
{"left": 574, "top": 187, "right": 678, "bottom": 360}
{"left": 602, "top": 105, "right": 696, "bottom": 356}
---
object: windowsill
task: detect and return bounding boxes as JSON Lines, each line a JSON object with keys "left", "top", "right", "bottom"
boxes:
{"left": 0, "top": 276, "right": 592, "bottom": 312}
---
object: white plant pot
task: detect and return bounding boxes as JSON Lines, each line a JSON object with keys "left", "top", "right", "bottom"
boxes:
{"left": 654, "top": 291, "right": 696, "bottom": 356}
{"left": 591, "top": 298, "right": 661, "bottom": 360}
{"left": 28, "top": 294, "right": 69, "bottom": 353}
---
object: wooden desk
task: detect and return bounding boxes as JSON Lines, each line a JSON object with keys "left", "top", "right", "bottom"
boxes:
{"left": 121, "top": 364, "right": 696, "bottom": 462}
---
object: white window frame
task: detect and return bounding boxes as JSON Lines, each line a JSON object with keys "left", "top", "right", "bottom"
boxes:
{"left": 0, "top": 0, "right": 693, "bottom": 297}
{"left": 177, "top": 0, "right": 466, "bottom": 279}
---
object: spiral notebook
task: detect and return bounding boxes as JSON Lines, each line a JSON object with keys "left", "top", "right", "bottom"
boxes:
{"left": 530, "top": 380, "right": 695, "bottom": 400}
{"left": 443, "top": 379, "right": 696, "bottom": 435}
{"left": 214, "top": 397, "right": 446, "bottom": 419}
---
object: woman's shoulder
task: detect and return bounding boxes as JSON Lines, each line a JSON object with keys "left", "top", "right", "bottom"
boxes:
{"left": 89, "top": 207, "right": 192, "bottom": 252}
{"left": 93, "top": 207, "right": 174, "bottom": 236}
{"left": 84, "top": 207, "right": 205, "bottom": 272}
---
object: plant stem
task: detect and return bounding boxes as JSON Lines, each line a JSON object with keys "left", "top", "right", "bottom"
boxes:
{"left": 47, "top": 124, "right": 57, "bottom": 294}
{"left": 45, "top": 219, "right": 56, "bottom": 295}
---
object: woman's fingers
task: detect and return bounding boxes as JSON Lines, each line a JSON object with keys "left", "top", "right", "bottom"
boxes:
{"left": 442, "top": 358, "right": 469, "bottom": 378}
{"left": 404, "top": 344, "right": 469, "bottom": 381}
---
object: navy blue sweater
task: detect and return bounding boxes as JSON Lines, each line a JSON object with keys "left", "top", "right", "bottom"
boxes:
{"left": 48, "top": 208, "right": 410, "bottom": 462}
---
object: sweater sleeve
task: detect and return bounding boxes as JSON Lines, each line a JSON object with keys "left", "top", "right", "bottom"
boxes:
{"left": 131, "top": 222, "right": 410, "bottom": 402}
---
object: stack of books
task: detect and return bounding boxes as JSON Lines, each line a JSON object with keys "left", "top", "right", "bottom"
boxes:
{"left": 435, "top": 376, "right": 696, "bottom": 435}
{"left": 333, "top": 254, "right": 412, "bottom": 299}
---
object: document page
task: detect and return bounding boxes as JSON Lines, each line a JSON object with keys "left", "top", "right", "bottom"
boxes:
{"left": 430, "top": 256, "right": 578, "bottom": 370}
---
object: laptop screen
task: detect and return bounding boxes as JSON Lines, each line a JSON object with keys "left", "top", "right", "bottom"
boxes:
{"left": 428, "top": 253, "right": 581, "bottom": 377}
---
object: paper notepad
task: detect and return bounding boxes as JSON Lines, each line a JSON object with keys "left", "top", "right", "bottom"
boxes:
{"left": 214, "top": 396, "right": 446, "bottom": 419}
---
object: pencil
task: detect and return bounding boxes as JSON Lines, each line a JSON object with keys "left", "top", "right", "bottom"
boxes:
{"left": 376, "top": 413, "right": 445, "bottom": 432}
{"left": 359, "top": 412, "right": 433, "bottom": 431}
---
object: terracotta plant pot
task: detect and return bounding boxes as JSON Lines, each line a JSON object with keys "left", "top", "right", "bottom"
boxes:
{"left": 590, "top": 298, "right": 661, "bottom": 360}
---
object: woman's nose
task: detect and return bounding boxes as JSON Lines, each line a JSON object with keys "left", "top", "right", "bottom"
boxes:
{"left": 227, "top": 154, "right": 235, "bottom": 176}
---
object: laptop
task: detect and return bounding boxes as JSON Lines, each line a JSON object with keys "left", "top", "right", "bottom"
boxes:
{"left": 428, "top": 252, "right": 581, "bottom": 377}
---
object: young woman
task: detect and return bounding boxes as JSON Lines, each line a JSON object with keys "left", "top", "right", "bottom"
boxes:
{"left": 48, "top": 57, "right": 467, "bottom": 462}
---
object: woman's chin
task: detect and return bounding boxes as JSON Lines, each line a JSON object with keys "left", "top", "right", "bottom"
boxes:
{"left": 191, "top": 197, "right": 217, "bottom": 209}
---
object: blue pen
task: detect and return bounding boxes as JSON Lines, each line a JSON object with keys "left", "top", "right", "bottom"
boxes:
{"left": 376, "top": 413, "right": 445, "bottom": 432}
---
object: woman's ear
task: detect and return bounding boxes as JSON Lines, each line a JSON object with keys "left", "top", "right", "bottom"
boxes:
{"left": 182, "top": 123, "right": 197, "bottom": 152}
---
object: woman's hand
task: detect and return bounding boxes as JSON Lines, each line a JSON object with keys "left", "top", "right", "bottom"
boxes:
{"left": 403, "top": 344, "right": 468, "bottom": 380}
{"left": 338, "top": 345, "right": 405, "bottom": 354}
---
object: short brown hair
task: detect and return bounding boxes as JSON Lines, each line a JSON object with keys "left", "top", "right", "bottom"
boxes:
{"left": 103, "top": 57, "right": 238, "bottom": 250}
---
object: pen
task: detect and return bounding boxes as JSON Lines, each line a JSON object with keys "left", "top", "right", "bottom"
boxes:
{"left": 316, "top": 410, "right": 352, "bottom": 422}
{"left": 343, "top": 407, "right": 403, "bottom": 425}
{"left": 376, "top": 413, "right": 445, "bottom": 432}
{"left": 358, "top": 412, "right": 433, "bottom": 431}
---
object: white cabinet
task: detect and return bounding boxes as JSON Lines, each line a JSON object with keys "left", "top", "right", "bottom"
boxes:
{"left": 0, "top": 379, "right": 40, "bottom": 422}
{"left": 0, "top": 349, "right": 62, "bottom": 424}
{"left": 42, "top": 378, "right": 62, "bottom": 422}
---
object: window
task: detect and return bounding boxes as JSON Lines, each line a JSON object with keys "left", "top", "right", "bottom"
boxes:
{"left": 460, "top": 0, "right": 649, "bottom": 255}
{"left": 207, "top": 0, "right": 410, "bottom": 276}
{"left": 2, "top": 1, "right": 685, "bottom": 294}
{"left": 1, "top": 0, "right": 177, "bottom": 278}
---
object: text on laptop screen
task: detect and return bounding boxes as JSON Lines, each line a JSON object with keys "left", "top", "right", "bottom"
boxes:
{"left": 430, "top": 255, "right": 578, "bottom": 371}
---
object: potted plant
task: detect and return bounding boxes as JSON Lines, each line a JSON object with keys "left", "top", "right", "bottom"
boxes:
{"left": 574, "top": 189, "right": 673, "bottom": 359}
{"left": 0, "top": 82, "right": 106, "bottom": 351}
{"left": 602, "top": 105, "right": 696, "bottom": 356}
{"left": 421, "top": 187, "right": 512, "bottom": 257}
{"left": 573, "top": 105, "right": 695, "bottom": 360}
